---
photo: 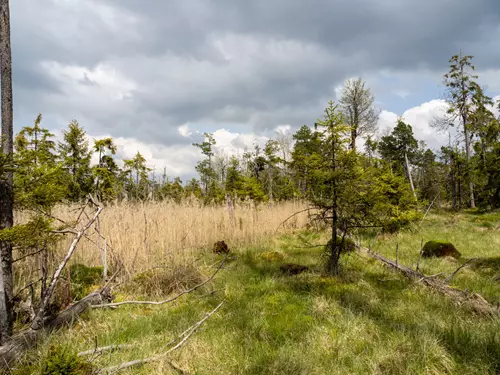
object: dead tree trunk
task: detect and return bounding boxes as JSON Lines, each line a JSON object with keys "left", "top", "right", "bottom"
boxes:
{"left": 0, "top": 0, "right": 14, "bottom": 345}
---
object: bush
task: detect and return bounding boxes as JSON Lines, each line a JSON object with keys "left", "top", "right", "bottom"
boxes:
{"left": 40, "top": 345, "right": 93, "bottom": 375}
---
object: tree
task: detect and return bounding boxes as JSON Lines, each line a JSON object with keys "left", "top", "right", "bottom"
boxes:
{"left": 378, "top": 119, "right": 418, "bottom": 199}
{"left": 93, "top": 138, "right": 119, "bottom": 202}
{"left": 123, "top": 152, "right": 151, "bottom": 201}
{"left": 0, "top": 0, "right": 13, "bottom": 343}
{"left": 290, "top": 125, "right": 321, "bottom": 196}
{"left": 14, "top": 115, "right": 67, "bottom": 210}
{"left": 437, "top": 52, "right": 482, "bottom": 208}
{"left": 193, "top": 133, "right": 218, "bottom": 201}
{"left": 58, "top": 120, "right": 92, "bottom": 201}
{"left": 308, "top": 101, "right": 354, "bottom": 274}
{"left": 339, "top": 78, "right": 379, "bottom": 151}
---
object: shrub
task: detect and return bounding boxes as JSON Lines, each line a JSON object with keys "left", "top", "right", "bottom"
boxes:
{"left": 69, "top": 263, "right": 103, "bottom": 300}
{"left": 40, "top": 345, "right": 93, "bottom": 375}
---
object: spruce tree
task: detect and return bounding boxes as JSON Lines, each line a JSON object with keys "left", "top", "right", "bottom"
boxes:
{"left": 58, "top": 120, "right": 92, "bottom": 202}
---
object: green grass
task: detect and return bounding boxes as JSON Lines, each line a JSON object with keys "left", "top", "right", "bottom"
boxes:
{"left": 13, "top": 211, "right": 500, "bottom": 375}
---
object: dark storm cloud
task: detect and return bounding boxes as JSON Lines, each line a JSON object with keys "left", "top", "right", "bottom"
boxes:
{"left": 10, "top": 0, "right": 500, "bottom": 145}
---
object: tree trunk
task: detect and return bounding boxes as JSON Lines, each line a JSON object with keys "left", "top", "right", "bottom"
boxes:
{"left": 450, "top": 154, "right": 457, "bottom": 210}
{"left": 404, "top": 152, "right": 417, "bottom": 200}
{"left": 463, "top": 125, "right": 475, "bottom": 208}
{"left": 0, "top": 0, "right": 14, "bottom": 345}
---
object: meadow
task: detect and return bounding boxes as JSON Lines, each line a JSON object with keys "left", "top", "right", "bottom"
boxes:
{"left": 12, "top": 206, "right": 500, "bottom": 375}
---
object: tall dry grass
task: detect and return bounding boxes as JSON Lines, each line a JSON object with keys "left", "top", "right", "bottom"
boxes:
{"left": 48, "top": 200, "right": 310, "bottom": 274}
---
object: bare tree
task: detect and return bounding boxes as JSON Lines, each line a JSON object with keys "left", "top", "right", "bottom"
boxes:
{"left": 274, "top": 128, "right": 293, "bottom": 165}
{"left": 0, "top": 0, "right": 13, "bottom": 344}
{"left": 339, "top": 78, "right": 379, "bottom": 151}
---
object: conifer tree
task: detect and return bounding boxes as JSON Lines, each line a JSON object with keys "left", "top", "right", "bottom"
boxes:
{"left": 58, "top": 120, "right": 92, "bottom": 201}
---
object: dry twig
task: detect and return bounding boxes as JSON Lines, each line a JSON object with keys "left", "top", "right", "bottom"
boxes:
{"left": 100, "top": 301, "right": 225, "bottom": 374}
{"left": 94, "top": 255, "right": 227, "bottom": 309}
{"left": 446, "top": 258, "right": 476, "bottom": 283}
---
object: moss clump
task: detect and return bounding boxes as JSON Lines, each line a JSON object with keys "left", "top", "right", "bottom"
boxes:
{"left": 40, "top": 345, "right": 93, "bottom": 375}
{"left": 259, "top": 251, "right": 285, "bottom": 262}
{"left": 422, "top": 241, "right": 461, "bottom": 259}
{"left": 69, "top": 263, "right": 103, "bottom": 300}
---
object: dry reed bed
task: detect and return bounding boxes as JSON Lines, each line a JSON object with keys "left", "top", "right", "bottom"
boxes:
{"left": 43, "top": 200, "right": 311, "bottom": 273}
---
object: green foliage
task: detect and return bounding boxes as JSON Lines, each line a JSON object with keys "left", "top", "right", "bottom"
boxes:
{"left": 40, "top": 345, "right": 93, "bottom": 375}
{"left": 92, "top": 138, "right": 120, "bottom": 202}
{"left": 69, "top": 264, "right": 104, "bottom": 300}
{"left": 123, "top": 151, "right": 152, "bottom": 200}
{"left": 14, "top": 114, "right": 68, "bottom": 210}
{"left": 0, "top": 215, "right": 58, "bottom": 249}
{"left": 378, "top": 119, "right": 418, "bottom": 175}
{"left": 58, "top": 120, "right": 92, "bottom": 202}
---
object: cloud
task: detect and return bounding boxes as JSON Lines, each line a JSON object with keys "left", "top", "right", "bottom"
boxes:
{"left": 9, "top": 0, "right": 500, "bottom": 179}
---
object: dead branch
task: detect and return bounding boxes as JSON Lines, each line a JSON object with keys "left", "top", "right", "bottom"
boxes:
{"left": 361, "top": 248, "right": 498, "bottom": 315}
{"left": 419, "top": 194, "right": 439, "bottom": 225}
{"left": 276, "top": 207, "right": 313, "bottom": 233}
{"left": 94, "top": 255, "right": 227, "bottom": 309}
{"left": 0, "top": 288, "right": 112, "bottom": 371}
{"left": 78, "top": 344, "right": 135, "bottom": 357}
{"left": 12, "top": 248, "right": 46, "bottom": 263}
{"left": 31, "top": 204, "right": 103, "bottom": 330}
{"left": 416, "top": 239, "right": 424, "bottom": 272}
{"left": 99, "top": 300, "right": 224, "bottom": 374}
{"left": 445, "top": 258, "right": 476, "bottom": 283}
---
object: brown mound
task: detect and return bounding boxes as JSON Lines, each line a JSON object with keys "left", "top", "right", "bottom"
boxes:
{"left": 422, "top": 241, "right": 461, "bottom": 259}
{"left": 213, "top": 240, "right": 230, "bottom": 254}
{"left": 279, "top": 263, "right": 309, "bottom": 275}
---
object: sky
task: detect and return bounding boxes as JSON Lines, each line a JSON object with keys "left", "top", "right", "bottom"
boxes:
{"left": 10, "top": 0, "right": 500, "bottom": 180}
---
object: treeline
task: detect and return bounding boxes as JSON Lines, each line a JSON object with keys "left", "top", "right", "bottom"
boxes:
{"left": 9, "top": 53, "right": 500, "bottom": 212}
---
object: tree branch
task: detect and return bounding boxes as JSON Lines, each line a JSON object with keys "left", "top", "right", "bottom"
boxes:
{"left": 30, "top": 205, "right": 103, "bottom": 330}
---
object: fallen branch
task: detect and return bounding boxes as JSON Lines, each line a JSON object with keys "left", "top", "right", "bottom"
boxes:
{"left": 0, "top": 288, "right": 112, "bottom": 371}
{"left": 361, "top": 248, "right": 498, "bottom": 315}
{"left": 100, "top": 300, "right": 225, "bottom": 374}
{"left": 78, "top": 344, "right": 135, "bottom": 357}
{"left": 31, "top": 204, "right": 103, "bottom": 330}
{"left": 94, "top": 255, "right": 227, "bottom": 309}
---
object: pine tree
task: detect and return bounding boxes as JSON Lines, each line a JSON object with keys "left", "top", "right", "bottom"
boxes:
{"left": 93, "top": 138, "right": 120, "bottom": 202}
{"left": 58, "top": 120, "right": 92, "bottom": 201}
{"left": 123, "top": 152, "right": 151, "bottom": 201}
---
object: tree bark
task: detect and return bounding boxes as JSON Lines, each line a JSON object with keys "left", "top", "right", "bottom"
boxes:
{"left": 0, "top": 0, "right": 14, "bottom": 345}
